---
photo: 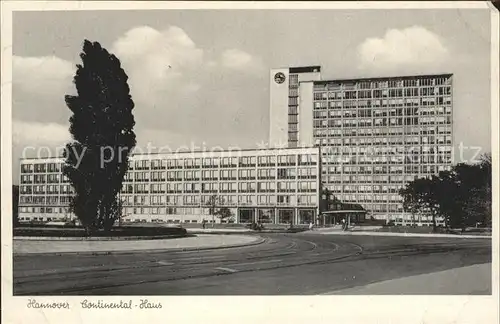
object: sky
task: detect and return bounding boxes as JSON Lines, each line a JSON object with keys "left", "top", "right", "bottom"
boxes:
{"left": 11, "top": 9, "right": 493, "bottom": 182}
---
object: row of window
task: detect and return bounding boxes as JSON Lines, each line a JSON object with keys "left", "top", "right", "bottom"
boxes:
{"left": 322, "top": 157, "right": 453, "bottom": 165}
{"left": 319, "top": 144, "right": 452, "bottom": 154}
{"left": 120, "top": 181, "right": 318, "bottom": 194}
{"left": 313, "top": 78, "right": 451, "bottom": 91}
{"left": 311, "top": 126, "right": 451, "bottom": 137}
{"left": 19, "top": 196, "right": 72, "bottom": 204}
{"left": 322, "top": 164, "right": 450, "bottom": 174}
{"left": 313, "top": 116, "right": 452, "bottom": 128}
{"left": 21, "top": 163, "right": 62, "bottom": 173}
{"left": 323, "top": 143, "right": 452, "bottom": 153}
{"left": 327, "top": 184, "right": 405, "bottom": 191}
{"left": 124, "top": 168, "right": 317, "bottom": 182}
{"left": 313, "top": 106, "right": 452, "bottom": 119}
{"left": 21, "top": 154, "right": 318, "bottom": 174}
{"left": 19, "top": 195, "right": 319, "bottom": 208}
{"left": 313, "top": 97, "right": 452, "bottom": 109}
{"left": 312, "top": 88, "right": 452, "bottom": 100}
{"left": 22, "top": 167, "right": 319, "bottom": 184}
{"left": 20, "top": 185, "right": 73, "bottom": 194}
{"left": 21, "top": 174, "right": 70, "bottom": 184}
{"left": 122, "top": 194, "right": 318, "bottom": 206}
{"left": 314, "top": 135, "right": 453, "bottom": 146}
{"left": 18, "top": 207, "right": 69, "bottom": 214}
{"left": 322, "top": 176, "right": 425, "bottom": 184}
{"left": 323, "top": 152, "right": 453, "bottom": 159}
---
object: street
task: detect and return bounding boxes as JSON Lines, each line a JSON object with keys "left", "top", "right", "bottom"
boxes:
{"left": 14, "top": 234, "right": 492, "bottom": 295}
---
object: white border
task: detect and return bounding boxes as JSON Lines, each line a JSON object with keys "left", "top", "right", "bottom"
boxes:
{"left": 1, "top": 2, "right": 499, "bottom": 324}
{"left": 0, "top": 1, "right": 492, "bottom": 11}
{"left": 489, "top": 0, "right": 500, "bottom": 313}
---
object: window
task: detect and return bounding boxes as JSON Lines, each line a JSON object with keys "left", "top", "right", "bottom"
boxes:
{"left": 220, "top": 182, "right": 237, "bottom": 193}
{"left": 238, "top": 169, "right": 256, "bottom": 179}
{"left": 258, "top": 168, "right": 276, "bottom": 179}
{"left": 298, "top": 181, "right": 317, "bottom": 192}
{"left": 238, "top": 195, "right": 255, "bottom": 205}
{"left": 184, "top": 195, "right": 200, "bottom": 205}
{"left": 277, "top": 168, "right": 295, "bottom": 179}
{"left": 277, "top": 195, "right": 290, "bottom": 204}
{"left": 257, "top": 182, "right": 275, "bottom": 193}
{"left": 238, "top": 182, "right": 256, "bottom": 192}
{"left": 258, "top": 195, "right": 276, "bottom": 205}
{"left": 297, "top": 167, "right": 317, "bottom": 179}
{"left": 277, "top": 182, "right": 296, "bottom": 192}
{"left": 258, "top": 156, "right": 276, "bottom": 166}
{"left": 201, "top": 182, "right": 218, "bottom": 193}
{"left": 299, "top": 209, "right": 315, "bottom": 224}
{"left": 220, "top": 169, "right": 237, "bottom": 180}
{"left": 298, "top": 154, "right": 317, "bottom": 165}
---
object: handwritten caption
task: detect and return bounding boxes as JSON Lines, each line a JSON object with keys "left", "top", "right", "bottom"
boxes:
{"left": 27, "top": 299, "right": 162, "bottom": 309}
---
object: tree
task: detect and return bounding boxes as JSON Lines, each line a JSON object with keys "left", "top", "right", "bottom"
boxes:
{"left": 206, "top": 195, "right": 231, "bottom": 227}
{"left": 63, "top": 40, "right": 136, "bottom": 234}
{"left": 435, "top": 170, "right": 463, "bottom": 230}
{"left": 217, "top": 207, "right": 233, "bottom": 223}
{"left": 400, "top": 178, "right": 427, "bottom": 226}
{"left": 12, "top": 185, "right": 19, "bottom": 228}
{"left": 478, "top": 153, "right": 492, "bottom": 226}
{"left": 400, "top": 177, "right": 441, "bottom": 231}
{"left": 400, "top": 154, "right": 492, "bottom": 232}
{"left": 455, "top": 154, "right": 492, "bottom": 228}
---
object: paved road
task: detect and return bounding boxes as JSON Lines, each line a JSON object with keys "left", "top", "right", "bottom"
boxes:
{"left": 13, "top": 234, "right": 491, "bottom": 295}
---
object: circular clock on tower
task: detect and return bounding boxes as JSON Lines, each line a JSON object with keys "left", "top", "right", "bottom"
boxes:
{"left": 274, "top": 72, "right": 286, "bottom": 84}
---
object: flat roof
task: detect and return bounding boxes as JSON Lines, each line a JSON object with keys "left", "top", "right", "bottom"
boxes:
{"left": 19, "top": 145, "right": 320, "bottom": 162}
{"left": 289, "top": 66, "right": 321, "bottom": 74}
{"left": 272, "top": 65, "right": 322, "bottom": 73}
{"left": 301, "top": 73, "right": 453, "bottom": 84}
{"left": 322, "top": 210, "right": 368, "bottom": 214}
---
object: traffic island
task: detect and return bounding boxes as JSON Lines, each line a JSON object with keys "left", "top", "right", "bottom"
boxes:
{"left": 13, "top": 234, "right": 265, "bottom": 255}
{"left": 13, "top": 225, "right": 188, "bottom": 240}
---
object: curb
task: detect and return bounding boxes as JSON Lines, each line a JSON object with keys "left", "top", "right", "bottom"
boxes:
{"left": 13, "top": 235, "right": 266, "bottom": 257}
{"left": 187, "top": 230, "right": 302, "bottom": 235}
{"left": 187, "top": 230, "right": 252, "bottom": 234}
{"left": 13, "top": 234, "right": 188, "bottom": 241}
{"left": 318, "top": 231, "right": 492, "bottom": 239}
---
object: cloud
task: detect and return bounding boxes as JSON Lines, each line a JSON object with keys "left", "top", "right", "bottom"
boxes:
{"left": 12, "top": 55, "right": 74, "bottom": 124}
{"left": 220, "top": 48, "right": 264, "bottom": 73}
{"left": 357, "top": 26, "right": 449, "bottom": 72}
{"left": 13, "top": 120, "right": 70, "bottom": 146}
{"left": 13, "top": 55, "right": 75, "bottom": 96}
{"left": 13, "top": 120, "right": 71, "bottom": 159}
{"left": 12, "top": 25, "right": 268, "bottom": 166}
{"left": 111, "top": 25, "right": 204, "bottom": 105}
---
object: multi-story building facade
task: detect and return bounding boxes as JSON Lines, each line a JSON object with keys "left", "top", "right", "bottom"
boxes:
{"left": 18, "top": 64, "right": 455, "bottom": 227}
{"left": 270, "top": 66, "right": 454, "bottom": 225}
{"left": 18, "top": 147, "right": 321, "bottom": 225}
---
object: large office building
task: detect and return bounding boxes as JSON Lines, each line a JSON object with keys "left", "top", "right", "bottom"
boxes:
{"left": 18, "top": 147, "right": 321, "bottom": 225}
{"left": 17, "top": 64, "right": 454, "bottom": 226}
{"left": 270, "top": 66, "right": 454, "bottom": 225}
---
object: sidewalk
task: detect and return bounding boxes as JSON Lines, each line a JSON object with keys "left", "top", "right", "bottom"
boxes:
{"left": 187, "top": 228, "right": 252, "bottom": 234}
{"left": 13, "top": 234, "right": 263, "bottom": 255}
{"left": 325, "top": 263, "right": 492, "bottom": 295}
{"left": 315, "top": 229, "right": 492, "bottom": 239}
{"left": 314, "top": 226, "right": 383, "bottom": 231}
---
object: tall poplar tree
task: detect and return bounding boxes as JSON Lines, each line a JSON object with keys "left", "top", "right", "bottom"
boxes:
{"left": 63, "top": 40, "right": 136, "bottom": 234}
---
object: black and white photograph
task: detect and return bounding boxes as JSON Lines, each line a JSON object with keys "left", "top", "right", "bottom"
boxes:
{"left": 1, "top": 1, "right": 499, "bottom": 323}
